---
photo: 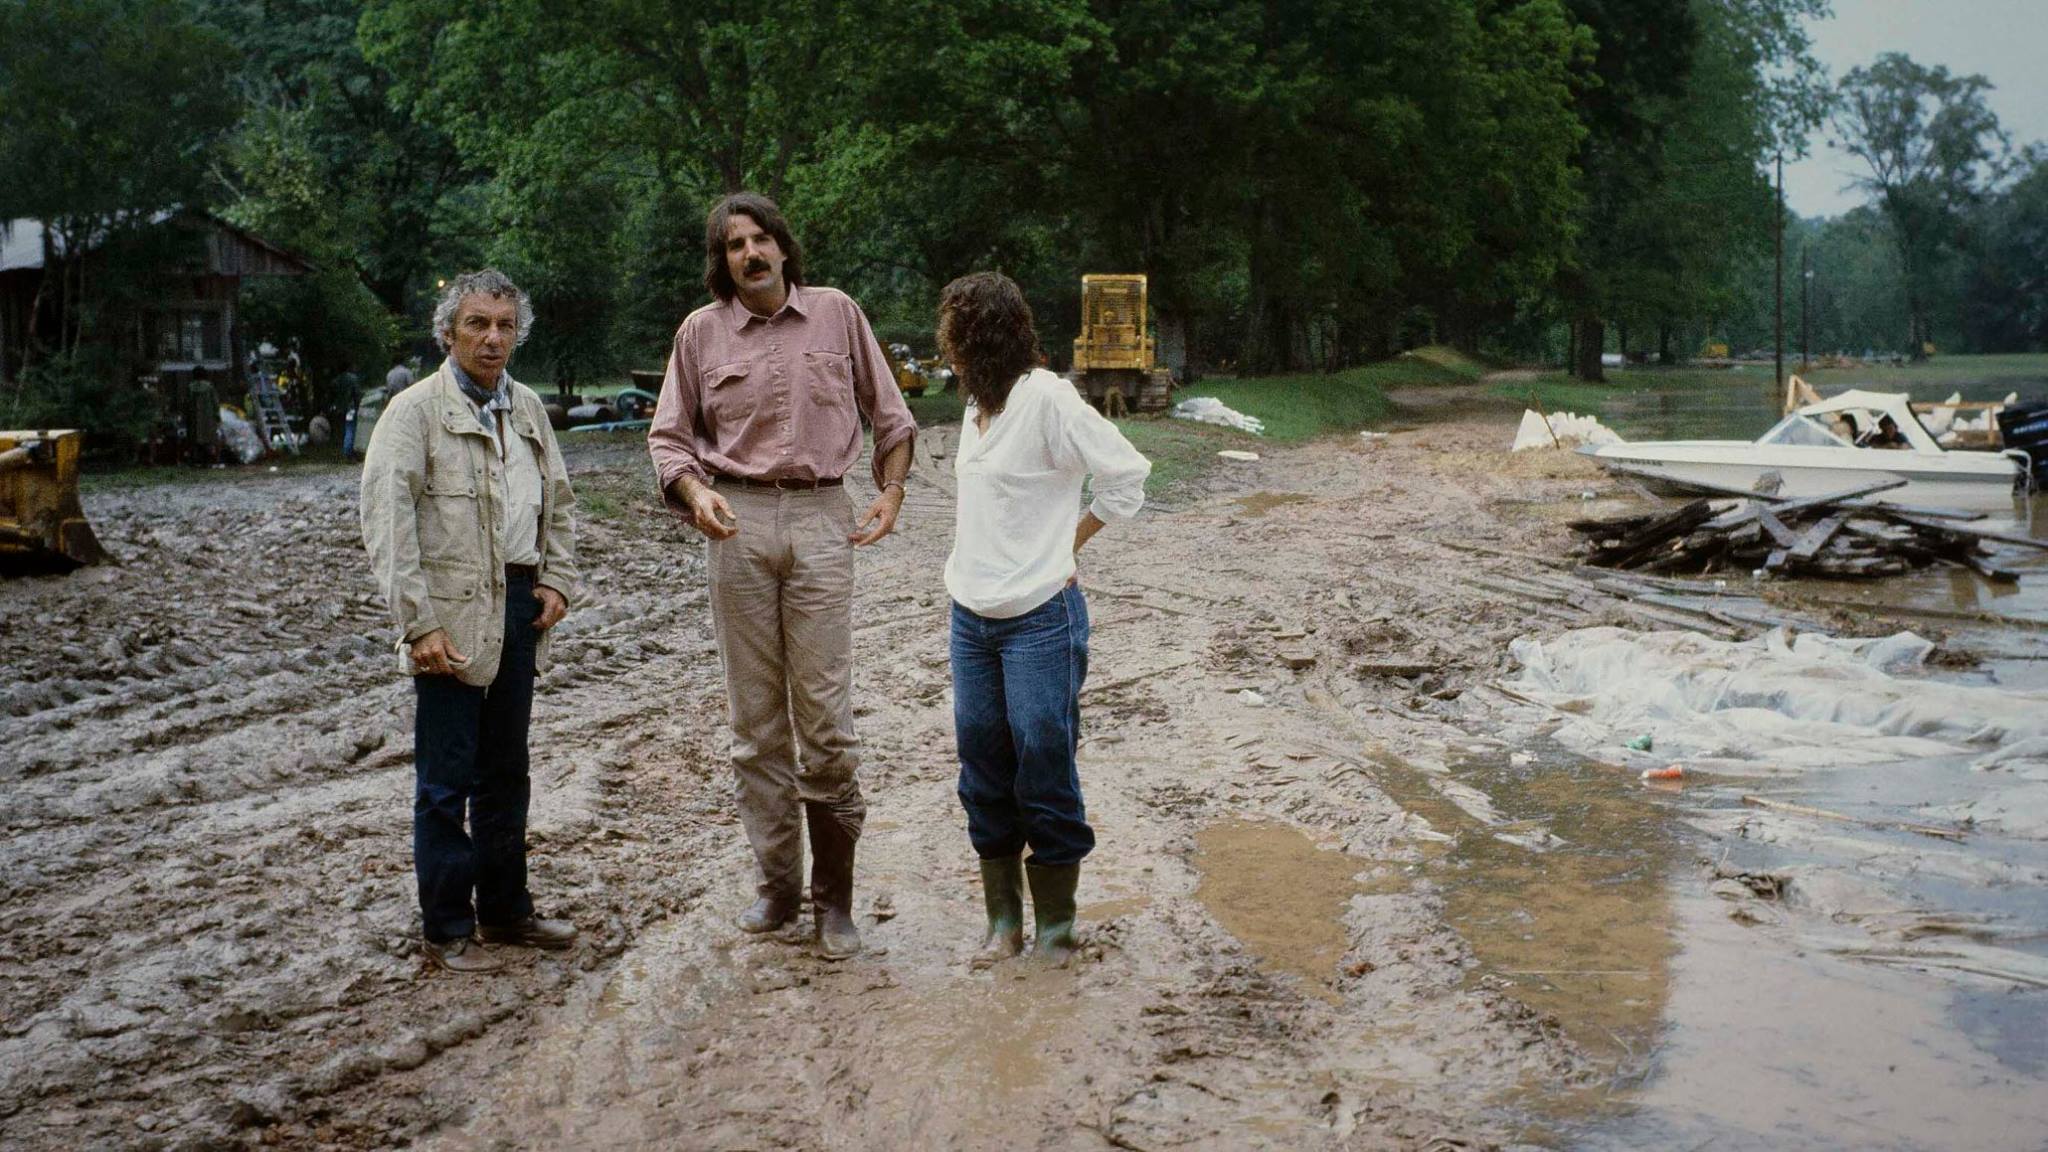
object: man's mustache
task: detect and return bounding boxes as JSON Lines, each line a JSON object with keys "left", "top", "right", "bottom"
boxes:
{"left": 744, "top": 258, "right": 771, "bottom": 275}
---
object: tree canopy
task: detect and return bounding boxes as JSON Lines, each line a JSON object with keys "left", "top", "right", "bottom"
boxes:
{"left": 4, "top": 0, "right": 2045, "bottom": 424}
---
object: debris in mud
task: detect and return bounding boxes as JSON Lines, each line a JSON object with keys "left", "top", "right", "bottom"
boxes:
{"left": 1709, "top": 864, "right": 1788, "bottom": 901}
{"left": 1569, "top": 480, "right": 2041, "bottom": 581}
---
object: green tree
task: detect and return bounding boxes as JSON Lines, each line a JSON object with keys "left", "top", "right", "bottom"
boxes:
{"left": 1833, "top": 52, "right": 2008, "bottom": 359}
{"left": 0, "top": 0, "right": 237, "bottom": 368}
{"left": 1963, "top": 147, "right": 2048, "bottom": 352}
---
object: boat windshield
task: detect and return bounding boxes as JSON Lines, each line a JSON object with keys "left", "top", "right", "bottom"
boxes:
{"left": 1757, "top": 413, "right": 1852, "bottom": 448}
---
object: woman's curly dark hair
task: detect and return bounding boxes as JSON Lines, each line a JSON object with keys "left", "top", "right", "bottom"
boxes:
{"left": 937, "top": 272, "right": 1042, "bottom": 414}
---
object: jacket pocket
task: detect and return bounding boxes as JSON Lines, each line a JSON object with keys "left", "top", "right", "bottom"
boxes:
{"left": 418, "top": 481, "right": 483, "bottom": 568}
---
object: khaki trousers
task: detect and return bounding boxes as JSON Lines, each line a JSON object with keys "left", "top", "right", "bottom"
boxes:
{"left": 707, "top": 482, "right": 866, "bottom": 901}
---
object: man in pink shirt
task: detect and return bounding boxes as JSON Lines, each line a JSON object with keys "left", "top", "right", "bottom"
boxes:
{"left": 648, "top": 192, "right": 916, "bottom": 959}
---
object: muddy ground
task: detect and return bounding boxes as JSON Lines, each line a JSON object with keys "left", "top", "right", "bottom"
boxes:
{"left": 1, "top": 397, "right": 2029, "bottom": 1150}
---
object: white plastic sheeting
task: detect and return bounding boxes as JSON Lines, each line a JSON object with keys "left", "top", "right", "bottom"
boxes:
{"left": 218, "top": 406, "right": 264, "bottom": 464}
{"left": 1171, "top": 396, "right": 1265, "bottom": 435}
{"left": 1510, "top": 409, "right": 1621, "bottom": 452}
{"left": 1509, "top": 626, "right": 2048, "bottom": 763}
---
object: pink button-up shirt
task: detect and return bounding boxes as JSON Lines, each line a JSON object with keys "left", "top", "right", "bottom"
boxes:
{"left": 647, "top": 286, "right": 917, "bottom": 516}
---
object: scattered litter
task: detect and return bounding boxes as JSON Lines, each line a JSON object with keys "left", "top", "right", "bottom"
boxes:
{"left": 1510, "top": 752, "right": 1535, "bottom": 767}
{"left": 1641, "top": 764, "right": 1685, "bottom": 782}
{"left": 1173, "top": 396, "right": 1265, "bottom": 435}
{"left": 218, "top": 407, "right": 264, "bottom": 464}
{"left": 1627, "top": 734, "right": 1654, "bottom": 752}
{"left": 1358, "top": 431, "right": 1389, "bottom": 442}
{"left": 1217, "top": 449, "right": 1260, "bottom": 462}
{"left": 1511, "top": 409, "right": 1621, "bottom": 452}
{"left": 1237, "top": 689, "right": 1266, "bottom": 706}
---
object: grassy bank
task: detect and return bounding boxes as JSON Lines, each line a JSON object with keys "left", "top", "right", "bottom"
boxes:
{"left": 908, "top": 346, "right": 1488, "bottom": 498}
{"left": 1129, "top": 347, "right": 1487, "bottom": 495}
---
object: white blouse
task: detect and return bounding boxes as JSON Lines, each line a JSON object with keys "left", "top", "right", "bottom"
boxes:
{"left": 944, "top": 368, "right": 1151, "bottom": 618}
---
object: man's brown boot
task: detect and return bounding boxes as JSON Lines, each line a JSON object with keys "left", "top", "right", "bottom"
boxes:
{"left": 804, "top": 801, "right": 862, "bottom": 960}
{"left": 423, "top": 936, "right": 502, "bottom": 974}
{"left": 737, "top": 895, "right": 802, "bottom": 934}
{"left": 972, "top": 855, "right": 1026, "bottom": 969}
{"left": 478, "top": 916, "right": 579, "bottom": 950}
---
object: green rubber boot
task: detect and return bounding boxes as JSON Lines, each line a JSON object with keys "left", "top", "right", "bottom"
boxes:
{"left": 1026, "top": 860, "right": 1081, "bottom": 967}
{"left": 973, "top": 855, "right": 1026, "bottom": 969}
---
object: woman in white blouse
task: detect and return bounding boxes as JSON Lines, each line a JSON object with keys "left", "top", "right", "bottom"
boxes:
{"left": 938, "top": 272, "right": 1151, "bottom": 967}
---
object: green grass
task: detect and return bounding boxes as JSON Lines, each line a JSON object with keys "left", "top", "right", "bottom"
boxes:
{"left": 1109, "top": 346, "right": 1488, "bottom": 496}
{"left": 578, "top": 490, "right": 625, "bottom": 521}
{"left": 1800, "top": 352, "right": 2048, "bottom": 390}
{"left": 906, "top": 388, "right": 966, "bottom": 428}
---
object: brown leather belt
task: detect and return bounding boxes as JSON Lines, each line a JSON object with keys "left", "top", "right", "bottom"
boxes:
{"left": 719, "top": 474, "right": 843, "bottom": 490}
{"left": 505, "top": 563, "right": 538, "bottom": 581}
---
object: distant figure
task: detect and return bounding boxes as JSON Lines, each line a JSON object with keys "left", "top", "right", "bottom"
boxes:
{"left": 1859, "top": 414, "right": 1908, "bottom": 449}
{"left": 386, "top": 358, "right": 416, "bottom": 393}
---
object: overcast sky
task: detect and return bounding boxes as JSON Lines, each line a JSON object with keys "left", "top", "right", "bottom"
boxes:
{"left": 1782, "top": 0, "right": 2044, "bottom": 218}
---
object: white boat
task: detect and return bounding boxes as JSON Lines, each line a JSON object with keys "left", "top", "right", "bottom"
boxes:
{"left": 1580, "top": 389, "right": 2032, "bottom": 509}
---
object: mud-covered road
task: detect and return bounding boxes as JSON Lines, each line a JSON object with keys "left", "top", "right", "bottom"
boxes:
{"left": 9, "top": 404, "right": 2033, "bottom": 1151}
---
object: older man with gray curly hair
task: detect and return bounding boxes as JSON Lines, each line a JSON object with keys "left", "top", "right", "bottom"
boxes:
{"left": 360, "top": 269, "right": 583, "bottom": 973}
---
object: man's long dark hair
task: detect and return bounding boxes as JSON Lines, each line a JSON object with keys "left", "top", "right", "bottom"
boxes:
{"left": 938, "top": 272, "right": 1042, "bottom": 414}
{"left": 703, "top": 192, "right": 805, "bottom": 302}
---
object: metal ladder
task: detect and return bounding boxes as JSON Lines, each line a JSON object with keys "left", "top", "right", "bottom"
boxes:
{"left": 249, "top": 371, "right": 299, "bottom": 456}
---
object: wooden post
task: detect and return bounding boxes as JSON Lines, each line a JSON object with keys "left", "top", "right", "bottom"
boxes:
{"left": 1773, "top": 152, "right": 1784, "bottom": 393}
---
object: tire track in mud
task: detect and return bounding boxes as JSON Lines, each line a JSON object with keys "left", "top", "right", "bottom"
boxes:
{"left": 408, "top": 426, "right": 1614, "bottom": 1152}
{"left": 2, "top": 427, "right": 1619, "bottom": 1150}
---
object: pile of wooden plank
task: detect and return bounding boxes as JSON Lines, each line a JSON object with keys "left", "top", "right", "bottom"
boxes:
{"left": 1569, "top": 478, "right": 2040, "bottom": 581}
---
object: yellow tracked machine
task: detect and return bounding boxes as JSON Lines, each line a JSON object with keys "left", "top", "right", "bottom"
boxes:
{"left": 1070, "top": 274, "right": 1173, "bottom": 414}
{"left": 1, "top": 429, "right": 108, "bottom": 571}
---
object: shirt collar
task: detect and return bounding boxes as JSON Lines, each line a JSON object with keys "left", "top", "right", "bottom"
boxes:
{"left": 726, "top": 284, "right": 807, "bottom": 331}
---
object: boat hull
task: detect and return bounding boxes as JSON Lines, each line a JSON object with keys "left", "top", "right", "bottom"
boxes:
{"left": 1586, "top": 442, "right": 2024, "bottom": 510}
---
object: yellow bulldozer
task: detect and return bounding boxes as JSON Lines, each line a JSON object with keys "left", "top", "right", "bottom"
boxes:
{"left": 1071, "top": 274, "right": 1173, "bottom": 414}
{"left": 1, "top": 429, "right": 108, "bottom": 571}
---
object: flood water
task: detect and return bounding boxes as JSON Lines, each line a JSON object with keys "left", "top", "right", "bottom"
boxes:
{"left": 1465, "top": 368, "right": 2048, "bottom": 1148}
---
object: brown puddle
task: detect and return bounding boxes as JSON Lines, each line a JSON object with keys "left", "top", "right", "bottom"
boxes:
{"left": 1193, "top": 819, "right": 1401, "bottom": 1002}
{"left": 1434, "top": 756, "right": 1676, "bottom": 1076}
{"left": 1302, "top": 688, "right": 1676, "bottom": 1112}
{"left": 1233, "top": 491, "right": 1315, "bottom": 517}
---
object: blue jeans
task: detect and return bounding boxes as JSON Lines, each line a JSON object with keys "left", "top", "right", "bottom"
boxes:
{"left": 412, "top": 571, "right": 539, "bottom": 943}
{"left": 951, "top": 583, "right": 1095, "bottom": 866}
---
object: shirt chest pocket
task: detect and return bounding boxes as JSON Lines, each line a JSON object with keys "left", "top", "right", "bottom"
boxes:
{"left": 701, "top": 360, "right": 754, "bottom": 426}
{"left": 801, "top": 350, "right": 854, "bottom": 410}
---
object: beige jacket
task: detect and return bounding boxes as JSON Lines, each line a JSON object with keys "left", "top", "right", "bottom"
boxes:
{"left": 360, "top": 360, "right": 580, "bottom": 686}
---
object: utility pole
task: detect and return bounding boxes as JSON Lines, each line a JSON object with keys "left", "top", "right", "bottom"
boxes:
{"left": 1801, "top": 245, "right": 1813, "bottom": 372}
{"left": 1774, "top": 152, "right": 1784, "bottom": 391}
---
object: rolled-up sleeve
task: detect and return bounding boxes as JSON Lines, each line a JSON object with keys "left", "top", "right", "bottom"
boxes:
{"left": 647, "top": 324, "right": 707, "bottom": 517}
{"left": 1053, "top": 387, "right": 1151, "bottom": 523}
{"left": 845, "top": 302, "right": 918, "bottom": 488}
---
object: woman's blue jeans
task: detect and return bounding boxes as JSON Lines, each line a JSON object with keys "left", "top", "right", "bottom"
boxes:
{"left": 950, "top": 583, "right": 1095, "bottom": 866}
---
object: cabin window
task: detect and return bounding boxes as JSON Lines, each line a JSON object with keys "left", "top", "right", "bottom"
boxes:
{"left": 146, "top": 306, "right": 226, "bottom": 364}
